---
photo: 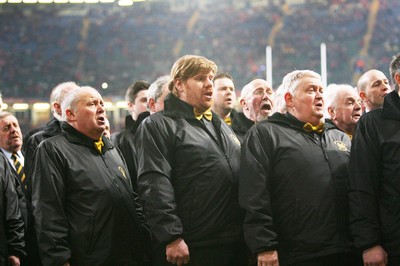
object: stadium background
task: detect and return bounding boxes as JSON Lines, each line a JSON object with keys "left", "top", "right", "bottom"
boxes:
{"left": 0, "top": 0, "right": 398, "bottom": 132}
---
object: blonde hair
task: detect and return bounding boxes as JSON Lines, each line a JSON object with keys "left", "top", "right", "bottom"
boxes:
{"left": 168, "top": 55, "right": 218, "bottom": 96}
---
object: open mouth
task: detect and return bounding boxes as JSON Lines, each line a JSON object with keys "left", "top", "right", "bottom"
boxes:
{"left": 261, "top": 103, "right": 272, "bottom": 111}
{"left": 315, "top": 103, "right": 323, "bottom": 108}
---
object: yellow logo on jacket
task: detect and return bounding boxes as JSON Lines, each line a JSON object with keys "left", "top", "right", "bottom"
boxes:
{"left": 334, "top": 140, "right": 349, "bottom": 152}
{"left": 230, "top": 134, "right": 241, "bottom": 146}
{"left": 118, "top": 166, "right": 127, "bottom": 179}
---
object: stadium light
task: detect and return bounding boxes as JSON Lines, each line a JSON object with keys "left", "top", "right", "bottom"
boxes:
{"left": 53, "top": 0, "right": 68, "bottom": 3}
{"left": 13, "top": 103, "right": 29, "bottom": 110}
{"left": 85, "top": 0, "right": 99, "bottom": 3}
{"left": 2, "top": 103, "right": 8, "bottom": 110}
{"left": 0, "top": 0, "right": 6, "bottom": 3}
{"left": 69, "top": 0, "right": 83, "bottom": 3}
{"left": 39, "top": 0, "right": 54, "bottom": 3}
{"left": 8, "top": 0, "right": 23, "bottom": 3}
{"left": 33, "top": 103, "right": 51, "bottom": 111}
{"left": 104, "top": 102, "right": 113, "bottom": 109}
{"left": 116, "top": 101, "right": 127, "bottom": 108}
{"left": 118, "top": 0, "right": 132, "bottom": 6}
{"left": 23, "top": 0, "right": 38, "bottom": 3}
{"left": 99, "top": 0, "right": 114, "bottom": 2}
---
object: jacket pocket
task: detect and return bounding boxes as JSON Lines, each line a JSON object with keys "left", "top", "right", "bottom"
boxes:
{"left": 69, "top": 214, "right": 95, "bottom": 256}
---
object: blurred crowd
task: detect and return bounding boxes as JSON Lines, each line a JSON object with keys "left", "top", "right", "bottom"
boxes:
{"left": 0, "top": 0, "right": 398, "bottom": 100}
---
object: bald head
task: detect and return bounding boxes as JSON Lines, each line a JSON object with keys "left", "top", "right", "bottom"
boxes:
{"left": 357, "top": 69, "right": 391, "bottom": 112}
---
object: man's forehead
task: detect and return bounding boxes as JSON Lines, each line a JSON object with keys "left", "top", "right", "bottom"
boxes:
{"left": 0, "top": 115, "right": 17, "bottom": 124}
{"left": 298, "top": 76, "right": 323, "bottom": 88}
{"left": 215, "top": 77, "right": 234, "bottom": 86}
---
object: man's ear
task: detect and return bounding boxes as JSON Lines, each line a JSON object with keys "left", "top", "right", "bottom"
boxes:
{"left": 175, "top": 79, "right": 183, "bottom": 92}
{"left": 148, "top": 98, "right": 156, "bottom": 113}
{"left": 284, "top": 92, "right": 293, "bottom": 108}
{"left": 53, "top": 102, "right": 62, "bottom": 116}
{"left": 239, "top": 98, "right": 247, "bottom": 110}
{"left": 395, "top": 73, "right": 400, "bottom": 88}
{"left": 66, "top": 109, "right": 75, "bottom": 122}
{"left": 359, "top": 91, "right": 367, "bottom": 102}
{"left": 328, "top": 107, "right": 335, "bottom": 118}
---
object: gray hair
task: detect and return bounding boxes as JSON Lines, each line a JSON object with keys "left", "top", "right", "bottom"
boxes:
{"left": 50, "top": 82, "right": 80, "bottom": 119}
{"left": 324, "top": 83, "right": 356, "bottom": 118}
{"left": 147, "top": 75, "right": 170, "bottom": 103}
{"left": 280, "top": 70, "right": 321, "bottom": 110}
{"left": 0, "top": 111, "right": 14, "bottom": 121}
{"left": 61, "top": 86, "right": 99, "bottom": 121}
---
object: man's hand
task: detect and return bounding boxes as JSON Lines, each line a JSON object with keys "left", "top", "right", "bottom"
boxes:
{"left": 258, "top": 250, "right": 279, "bottom": 266}
{"left": 166, "top": 238, "right": 190, "bottom": 266}
{"left": 8, "top": 256, "right": 20, "bottom": 266}
{"left": 363, "top": 245, "right": 387, "bottom": 266}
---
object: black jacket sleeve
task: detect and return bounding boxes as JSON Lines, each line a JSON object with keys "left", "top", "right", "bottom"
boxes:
{"left": 135, "top": 118, "right": 183, "bottom": 245}
{"left": 31, "top": 143, "right": 71, "bottom": 266}
{"left": 349, "top": 115, "right": 382, "bottom": 251}
{"left": 239, "top": 125, "right": 278, "bottom": 254}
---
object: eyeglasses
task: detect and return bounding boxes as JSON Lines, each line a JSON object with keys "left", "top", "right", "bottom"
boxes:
{"left": 253, "top": 88, "right": 273, "bottom": 97}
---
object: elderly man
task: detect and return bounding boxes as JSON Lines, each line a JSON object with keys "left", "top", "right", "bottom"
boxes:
{"left": 135, "top": 55, "right": 246, "bottom": 265}
{"left": 324, "top": 84, "right": 362, "bottom": 139}
{"left": 240, "top": 70, "right": 362, "bottom": 266}
{"left": 31, "top": 86, "right": 151, "bottom": 266}
{"left": 349, "top": 53, "right": 400, "bottom": 266}
{"left": 0, "top": 152, "right": 25, "bottom": 266}
{"left": 212, "top": 73, "right": 237, "bottom": 125}
{"left": 357, "top": 69, "right": 391, "bottom": 113}
{"left": 0, "top": 112, "right": 27, "bottom": 212}
{"left": 232, "top": 79, "right": 274, "bottom": 142}
{"left": 147, "top": 75, "right": 170, "bottom": 115}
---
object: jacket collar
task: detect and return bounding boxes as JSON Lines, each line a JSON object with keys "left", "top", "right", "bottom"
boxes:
{"left": 61, "top": 122, "right": 113, "bottom": 154}
{"left": 382, "top": 90, "right": 400, "bottom": 120}
{"left": 231, "top": 111, "right": 255, "bottom": 134}
{"left": 163, "top": 93, "right": 222, "bottom": 137}
{"left": 269, "top": 112, "right": 335, "bottom": 131}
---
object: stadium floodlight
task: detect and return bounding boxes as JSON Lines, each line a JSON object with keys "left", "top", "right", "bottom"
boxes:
{"left": 99, "top": 0, "right": 114, "bottom": 3}
{"left": 0, "top": 0, "right": 7, "bottom": 3}
{"left": 39, "top": 0, "right": 53, "bottom": 3}
{"left": 116, "top": 101, "right": 127, "bottom": 108}
{"left": 118, "top": 0, "right": 133, "bottom": 6}
{"left": 7, "top": 0, "right": 23, "bottom": 3}
{"left": 85, "top": 0, "right": 99, "bottom": 3}
{"left": 33, "top": 103, "right": 51, "bottom": 111}
{"left": 69, "top": 0, "right": 84, "bottom": 3}
{"left": 12, "top": 103, "right": 29, "bottom": 110}
{"left": 104, "top": 102, "right": 113, "bottom": 110}
{"left": 2, "top": 103, "right": 8, "bottom": 110}
{"left": 23, "top": 0, "right": 38, "bottom": 3}
{"left": 53, "top": 0, "right": 68, "bottom": 3}
{"left": 133, "top": 0, "right": 146, "bottom": 2}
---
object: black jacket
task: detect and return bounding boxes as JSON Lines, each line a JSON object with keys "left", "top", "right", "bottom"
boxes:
{"left": 231, "top": 111, "right": 254, "bottom": 143}
{"left": 239, "top": 112, "right": 354, "bottom": 265}
{"left": 0, "top": 153, "right": 25, "bottom": 265}
{"left": 31, "top": 123, "right": 151, "bottom": 266}
{"left": 135, "top": 94, "right": 243, "bottom": 247}
{"left": 113, "top": 112, "right": 150, "bottom": 192}
{"left": 349, "top": 90, "right": 400, "bottom": 255}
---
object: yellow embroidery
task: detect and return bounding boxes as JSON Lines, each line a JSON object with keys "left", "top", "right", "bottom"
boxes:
{"left": 230, "top": 133, "right": 241, "bottom": 146}
{"left": 334, "top": 140, "right": 349, "bottom": 152}
{"left": 118, "top": 166, "right": 127, "bottom": 179}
